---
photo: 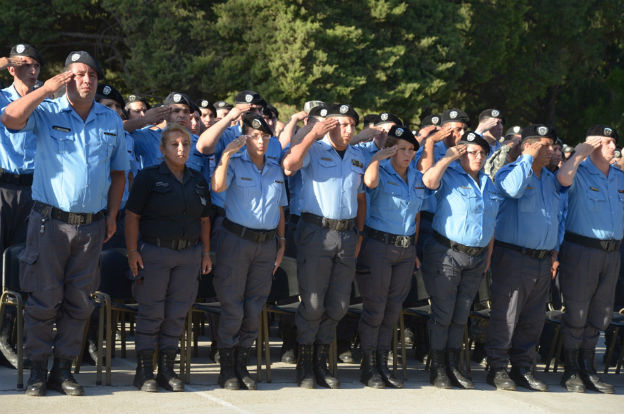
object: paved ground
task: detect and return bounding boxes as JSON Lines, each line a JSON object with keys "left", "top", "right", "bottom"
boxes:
{"left": 1, "top": 335, "right": 623, "bottom": 413}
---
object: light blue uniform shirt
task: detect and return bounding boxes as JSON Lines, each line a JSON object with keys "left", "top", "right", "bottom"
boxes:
{"left": 366, "top": 158, "right": 428, "bottom": 236}
{"left": 120, "top": 131, "right": 140, "bottom": 208}
{"left": 17, "top": 96, "right": 128, "bottom": 213}
{"left": 282, "top": 145, "right": 302, "bottom": 216}
{"left": 564, "top": 157, "right": 624, "bottom": 240}
{"left": 224, "top": 149, "right": 287, "bottom": 230}
{"left": 415, "top": 140, "right": 450, "bottom": 214}
{"left": 131, "top": 126, "right": 162, "bottom": 169}
{"left": 300, "top": 136, "right": 365, "bottom": 220}
{"left": 432, "top": 162, "right": 500, "bottom": 247}
{"left": 494, "top": 154, "right": 563, "bottom": 250}
{"left": 0, "top": 84, "right": 38, "bottom": 173}
{"left": 356, "top": 140, "right": 380, "bottom": 166}
{"left": 211, "top": 124, "right": 281, "bottom": 208}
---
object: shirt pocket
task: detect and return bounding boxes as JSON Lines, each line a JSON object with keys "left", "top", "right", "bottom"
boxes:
{"left": 49, "top": 129, "right": 75, "bottom": 153}
{"left": 518, "top": 188, "right": 538, "bottom": 213}
{"left": 588, "top": 189, "right": 606, "bottom": 212}
{"left": 315, "top": 157, "right": 338, "bottom": 181}
{"left": 235, "top": 175, "right": 260, "bottom": 201}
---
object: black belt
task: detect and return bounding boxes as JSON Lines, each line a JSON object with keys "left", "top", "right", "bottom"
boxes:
{"left": 289, "top": 214, "right": 300, "bottom": 225}
{"left": 214, "top": 206, "right": 226, "bottom": 217}
{"left": 0, "top": 171, "right": 33, "bottom": 186}
{"left": 495, "top": 240, "right": 551, "bottom": 260}
{"left": 301, "top": 212, "right": 355, "bottom": 232}
{"left": 433, "top": 231, "right": 485, "bottom": 257}
{"left": 421, "top": 211, "right": 434, "bottom": 222}
{"left": 223, "top": 218, "right": 276, "bottom": 243}
{"left": 365, "top": 227, "right": 415, "bottom": 248}
{"left": 564, "top": 232, "right": 621, "bottom": 253}
{"left": 33, "top": 201, "right": 105, "bottom": 225}
{"left": 143, "top": 237, "right": 199, "bottom": 251}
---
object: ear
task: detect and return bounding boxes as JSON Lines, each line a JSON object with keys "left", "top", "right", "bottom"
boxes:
{"left": 7, "top": 66, "right": 16, "bottom": 76}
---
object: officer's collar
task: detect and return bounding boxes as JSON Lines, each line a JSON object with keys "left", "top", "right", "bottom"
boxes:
{"left": 6, "top": 83, "right": 22, "bottom": 100}
{"left": 320, "top": 135, "right": 353, "bottom": 154}
{"left": 582, "top": 156, "right": 613, "bottom": 177}
{"left": 158, "top": 161, "right": 194, "bottom": 181}
{"left": 58, "top": 94, "right": 104, "bottom": 114}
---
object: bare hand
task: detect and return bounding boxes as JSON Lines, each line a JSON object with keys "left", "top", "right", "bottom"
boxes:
{"left": 43, "top": 71, "right": 73, "bottom": 95}
{"left": 224, "top": 135, "right": 247, "bottom": 155}
{"left": 6, "top": 56, "right": 27, "bottom": 67}
{"left": 446, "top": 144, "right": 466, "bottom": 160}
{"left": 522, "top": 141, "right": 543, "bottom": 159}
{"left": 291, "top": 110, "right": 308, "bottom": 123}
{"left": 128, "top": 250, "right": 144, "bottom": 277}
{"left": 371, "top": 145, "right": 397, "bottom": 162}
{"left": 355, "top": 233, "right": 364, "bottom": 258}
{"left": 476, "top": 118, "right": 500, "bottom": 134}
{"left": 273, "top": 241, "right": 286, "bottom": 275}
{"left": 103, "top": 214, "right": 117, "bottom": 242}
{"left": 429, "top": 125, "right": 453, "bottom": 143}
{"left": 551, "top": 259, "right": 559, "bottom": 280}
{"left": 229, "top": 103, "right": 253, "bottom": 121}
{"left": 311, "top": 118, "right": 339, "bottom": 140}
{"left": 575, "top": 136, "right": 602, "bottom": 158}
{"left": 201, "top": 253, "right": 213, "bottom": 274}
{"left": 415, "top": 256, "right": 421, "bottom": 269}
{"left": 144, "top": 106, "right": 171, "bottom": 125}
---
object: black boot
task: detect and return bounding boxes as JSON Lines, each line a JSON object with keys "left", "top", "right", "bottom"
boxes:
{"left": 156, "top": 349, "right": 184, "bottom": 392}
{"left": 296, "top": 344, "right": 314, "bottom": 388}
{"left": 487, "top": 367, "right": 516, "bottom": 391}
{"left": 377, "top": 349, "right": 403, "bottom": 388}
{"left": 313, "top": 344, "right": 339, "bottom": 389}
{"left": 47, "top": 357, "right": 84, "bottom": 396}
{"left": 25, "top": 359, "right": 48, "bottom": 396}
{"left": 579, "top": 348, "right": 614, "bottom": 394}
{"left": 560, "top": 349, "right": 585, "bottom": 393}
{"left": 359, "top": 349, "right": 384, "bottom": 388}
{"left": 134, "top": 350, "right": 158, "bottom": 392}
{"left": 429, "top": 349, "right": 451, "bottom": 389}
{"left": 218, "top": 348, "right": 240, "bottom": 390}
{"left": 235, "top": 347, "right": 257, "bottom": 390}
{"left": 446, "top": 348, "right": 474, "bottom": 389}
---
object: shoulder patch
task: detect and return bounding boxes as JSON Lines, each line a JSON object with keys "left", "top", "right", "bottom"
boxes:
{"left": 589, "top": 186, "right": 599, "bottom": 192}
{"left": 351, "top": 159, "right": 364, "bottom": 168}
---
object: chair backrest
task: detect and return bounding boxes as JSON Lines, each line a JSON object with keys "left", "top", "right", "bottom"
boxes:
{"left": 99, "top": 248, "right": 133, "bottom": 299}
{"left": 196, "top": 252, "right": 218, "bottom": 300}
{"left": 267, "top": 256, "right": 299, "bottom": 304}
{"left": 2, "top": 243, "right": 25, "bottom": 292}
{"left": 403, "top": 268, "right": 429, "bottom": 307}
{"left": 475, "top": 269, "right": 492, "bottom": 308}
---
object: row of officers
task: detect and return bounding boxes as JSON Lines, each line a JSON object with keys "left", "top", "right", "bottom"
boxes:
{"left": 0, "top": 45, "right": 622, "bottom": 397}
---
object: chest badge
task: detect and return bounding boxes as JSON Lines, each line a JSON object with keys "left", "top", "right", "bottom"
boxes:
{"left": 351, "top": 159, "right": 363, "bottom": 168}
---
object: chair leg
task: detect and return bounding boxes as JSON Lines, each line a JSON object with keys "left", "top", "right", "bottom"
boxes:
{"left": 604, "top": 326, "right": 619, "bottom": 374}
{"left": 330, "top": 338, "right": 337, "bottom": 377}
{"left": 121, "top": 313, "right": 127, "bottom": 358}
{"left": 552, "top": 333, "right": 563, "bottom": 373}
{"left": 256, "top": 313, "right": 263, "bottom": 383}
{"left": 463, "top": 327, "right": 471, "bottom": 377}
{"left": 96, "top": 303, "right": 104, "bottom": 385}
{"left": 263, "top": 310, "right": 272, "bottom": 383}
{"left": 544, "top": 324, "right": 560, "bottom": 373}
{"left": 75, "top": 318, "right": 90, "bottom": 374}
{"left": 104, "top": 296, "right": 112, "bottom": 385}
{"left": 399, "top": 313, "right": 408, "bottom": 380}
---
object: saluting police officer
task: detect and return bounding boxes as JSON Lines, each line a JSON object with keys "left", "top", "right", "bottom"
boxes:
{"left": 125, "top": 94, "right": 151, "bottom": 120}
{"left": 556, "top": 125, "right": 623, "bottom": 394}
{"left": 485, "top": 125, "right": 560, "bottom": 392}
{"left": 474, "top": 108, "right": 505, "bottom": 155}
{"left": 211, "top": 113, "right": 287, "bottom": 390}
{"left": 125, "top": 124, "right": 212, "bottom": 392}
{"left": 197, "top": 99, "right": 217, "bottom": 129}
{"left": 1, "top": 51, "right": 128, "bottom": 396}
{"left": 357, "top": 126, "right": 431, "bottom": 388}
{"left": 282, "top": 103, "right": 366, "bottom": 389}
{"left": 421, "top": 131, "right": 500, "bottom": 389}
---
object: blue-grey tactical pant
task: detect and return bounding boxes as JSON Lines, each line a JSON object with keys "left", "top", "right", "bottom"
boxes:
{"left": 560, "top": 241, "right": 620, "bottom": 350}
{"left": 295, "top": 220, "right": 357, "bottom": 345}
{"left": 20, "top": 208, "right": 104, "bottom": 361}
{"left": 422, "top": 237, "right": 487, "bottom": 350}
{"left": 213, "top": 229, "right": 276, "bottom": 348}
{"left": 133, "top": 243, "right": 201, "bottom": 352}
{"left": 356, "top": 237, "right": 415, "bottom": 352}
{"left": 485, "top": 245, "right": 551, "bottom": 369}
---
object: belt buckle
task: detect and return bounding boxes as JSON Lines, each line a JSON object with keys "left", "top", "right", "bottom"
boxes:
{"left": 67, "top": 213, "right": 84, "bottom": 225}
{"left": 395, "top": 236, "right": 410, "bottom": 248}
{"left": 604, "top": 240, "right": 616, "bottom": 252}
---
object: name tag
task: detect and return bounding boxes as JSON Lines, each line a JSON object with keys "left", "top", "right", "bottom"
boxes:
{"left": 618, "top": 190, "right": 624, "bottom": 194}
{"left": 275, "top": 180, "right": 284, "bottom": 184}
{"left": 352, "top": 159, "right": 364, "bottom": 168}
{"left": 414, "top": 186, "right": 425, "bottom": 190}
{"left": 267, "top": 155, "right": 277, "bottom": 160}
{"left": 155, "top": 181, "right": 169, "bottom": 189}
{"left": 103, "top": 131, "right": 117, "bottom": 136}
{"left": 460, "top": 185, "right": 471, "bottom": 189}
{"left": 52, "top": 125, "right": 71, "bottom": 132}
{"left": 320, "top": 157, "right": 333, "bottom": 162}
{"left": 240, "top": 177, "right": 252, "bottom": 181}
{"left": 589, "top": 186, "right": 599, "bottom": 192}
{"left": 526, "top": 186, "right": 534, "bottom": 190}
{"left": 387, "top": 181, "right": 399, "bottom": 186}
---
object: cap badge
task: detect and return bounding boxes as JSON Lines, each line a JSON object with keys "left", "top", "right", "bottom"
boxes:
{"left": 380, "top": 113, "right": 388, "bottom": 121}
{"left": 201, "top": 100, "right": 208, "bottom": 107}
{"left": 320, "top": 109, "right": 327, "bottom": 117}
{"left": 450, "top": 110, "right": 458, "bottom": 119}
{"left": 245, "top": 94, "right": 253, "bottom": 103}
{"left": 604, "top": 127, "right": 612, "bottom": 136}
{"left": 513, "top": 126, "right": 521, "bottom": 133}
{"left": 339, "top": 105, "right": 349, "bottom": 114}
{"left": 396, "top": 128, "right": 404, "bottom": 137}
{"left": 467, "top": 133, "right": 476, "bottom": 141}
{"left": 71, "top": 53, "right": 81, "bottom": 62}
{"left": 128, "top": 95, "right": 136, "bottom": 101}
{"left": 16, "top": 44, "right": 25, "bottom": 54}
{"left": 173, "top": 93, "right": 182, "bottom": 103}
{"left": 537, "top": 126, "right": 548, "bottom": 136}
{"left": 251, "top": 119, "right": 262, "bottom": 129}
{"left": 491, "top": 109, "right": 500, "bottom": 117}
{"left": 217, "top": 102, "right": 225, "bottom": 107}
{"left": 431, "top": 116, "right": 440, "bottom": 125}
{"left": 103, "top": 86, "right": 111, "bottom": 95}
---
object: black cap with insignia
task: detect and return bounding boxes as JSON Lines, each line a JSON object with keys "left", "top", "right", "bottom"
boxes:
{"left": 64, "top": 51, "right": 103, "bottom": 79}
{"left": 504, "top": 125, "right": 522, "bottom": 138}
{"left": 521, "top": 124, "right": 557, "bottom": 141}
{"left": 242, "top": 113, "right": 273, "bottom": 135}
{"left": 441, "top": 108, "right": 470, "bottom": 125}
{"left": 363, "top": 114, "right": 379, "bottom": 126}
{"left": 234, "top": 90, "right": 263, "bottom": 105}
{"left": 388, "top": 125, "right": 418, "bottom": 151}
{"left": 420, "top": 114, "right": 441, "bottom": 128}
{"left": 586, "top": 124, "right": 619, "bottom": 142}
{"left": 308, "top": 104, "right": 328, "bottom": 119}
{"left": 478, "top": 108, "right": 505, "bottom": 123}
{"left": 164, "top": 92, "right": 194, "bottom": 109}
{"left": 10, "top": 43, "right": 44, "bottom": 65}
{"left": 459, "top": 131, "right": 490, "bottom": 155}
{"left": 214, "top": 100, "right": 233, "bottom": 110}
{"left": 96, "top": 84, "right": 124, "bottom": 107}
{"left": 326, "top": 103, "right": 359, "bottom": 126}
{"left": 126, "top": 94, "right": 151, "bottom": 109}
{"left": 375, "top": 112, "right": 402, "bottom": 126}
{"left": 197, "top": 99, "right": 216, "bottom": 113}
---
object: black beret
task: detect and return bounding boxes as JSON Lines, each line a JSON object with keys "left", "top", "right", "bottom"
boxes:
{"left": 263, "top": 104, "right": 279, "bottom": 119}
{"left": 555, "top": 137, "right": 564, "bottom": 148}
{"left": 64, "top": 51, "right": 103, "bottom": 79}
{"left": 586, "top": 124, "right": 619, "bottom": 142}
{"left": 420, "top": 114, "right": 441, "bottom": 128}
{"left": 363, "top": 114, "right": 379, "bottom": 126}
{"left": 326, "top": 103, "right": 359, "bottom": 126}
{"left": 10, "top": 43, "right": 43, "bottom": 65}
{"left": 126, "top": 94, "right": 151, "bottom": 110}
{"left": 214, "top": 100, "right": 233, "bottom": 110}
{"left": 375, "top": 112, "right": 402, "bottom": 126}
{"left": 505, "top": 125, "right": 522, "bottom": 137}
{"left": 304, "top": 100, "right": 325, "bottom": 113}
{"left": 164, "top": 92, "right": 193, "bottom": 109}
{"left": 234, "top": 90, "right": 263, "bottom": 105}
{"left": 388, "top": 125, "right": 418, "bottom": 151}
{"left": 197, "top": 99, "right": 216, "bottom": 113}
{"left": 441, "top": 108, "right": 469, "bottom": 125}
{"left": 96, "top": 84, "right": 124, "bottom": 107}
{"left": 459, "top": 131, "right": 490, "bottom": 155}
{"left": 478, "top": 108, "right": 505, "bottom": 123}
{"left": 242, "top": 113, "right": 273, "bottom": 135}
{"left": 521, "top": 124, "right": 557, "bottom": 141}
{"left": 308, "top": 104, "right": 328, "bottom": 119}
